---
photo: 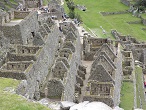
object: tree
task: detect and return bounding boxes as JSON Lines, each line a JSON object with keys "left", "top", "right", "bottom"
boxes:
{"left": 68, "top": 10, "right": 75, "bottom": 19}
{"left": 67, "top": 0, "right": 75, "bottom": 11}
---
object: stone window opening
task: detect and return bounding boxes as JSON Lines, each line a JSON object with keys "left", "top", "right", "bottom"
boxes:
{"left": 31, "top": 32, "right": 35, "bottom": 38}
{"left": 123, "top": 38, "right": 126, "bottom": 41}
{"left": 0, "top": 43, "right": 3, "bottom": 48}
{"left": 28, "top": 49, "right": 31, "bottom": 53}
{"left": 22, "top": 50, "right": 25, "bottom": 53}
{"left": 11, "top": 64, "right": 14, "bottom": 69}
{"left": 25, "top": 65, "right": 27, "bottom": 69}
{"left": 26, "top": 38, "right": 29, "bottom": 44}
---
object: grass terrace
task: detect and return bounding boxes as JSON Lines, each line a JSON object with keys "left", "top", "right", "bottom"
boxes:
{"left": 64, "top": 0, "right": 146, "bottom": 41}
{"left": 135, "top": 66, "right": 146, "bottom": 109}
{"left": 0, "top": 78, "right": 51, "bottom": 110}
{"left": 120, "top": 81, "right": 134, "bottom": 110}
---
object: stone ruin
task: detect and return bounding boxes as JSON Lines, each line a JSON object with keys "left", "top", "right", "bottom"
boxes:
{"left": 83, "top": 36, "right": 114, "bottom": 61}
{"left": 38, "top": 0, "right": 64, "bottom": 20}
{"left": 0, "top": 9, "right": 124, "bottom": 107}
{"left": 111, "top": 29, "right": 146, "bottom": 80}
{"left": 24, "top": 0, "right": 42, "bottom": 8}
{"left": 0, "top": 10, "right": 39, "bottom": 45}
{"left": 81, "top": 37, "right": 123, "bottom": 107}
{"left": 0, "top": 7, "right": 87, "bottom": 102}
{"left": 0, "top": 2, "right": 140, "bottom": 108}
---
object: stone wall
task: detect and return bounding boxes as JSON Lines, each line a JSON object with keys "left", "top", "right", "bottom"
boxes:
{"left": 17, "top": 45, "right": 41, "bottom": 54}
{"left": 25, "top": 0, "right": 39, "bottom": 8}
{"left": 61, "top": 23, "right": 81, "bottom": 101}
{"left": 3, "top": 61, "right": 33, "bottom": 71}
{"left": 109, "top": 42, "right": 123, "bottom": 107}
{"left": 83, "top": 37, "right": 113, "bottom": 61}
{"left": 0, "top": 11, "right": 39, "bottom": 45}
{"left": 19, "top": 11, "right": 39, "bottom": 45}
{"left": 120, "top": 0, "right": 131, "bottom": 6}
{"left": 0, "top": 25, "right": 22, "bottom": 44}
{"left": 14, "top": 11, "right": 30, "bottom": 19}
{"left": 101, "top": 10, "right": 128, "bottom": 16}
{"left": 20, "top": 25, "right": 61, "bottom": 99}
{"left": 127, "top": 20, "right": 142, "bottom": 24}
{"left": 0, "top": 10, "right": 10, "bottom": 26}
{"left": 142, "top": 18, "right": 146, "bottom": 26}
{"left": 0, "top": 70, "right": 26, "bottom": 80}
{"left": 7, "top": 53, "right": 37, "bottom": 62}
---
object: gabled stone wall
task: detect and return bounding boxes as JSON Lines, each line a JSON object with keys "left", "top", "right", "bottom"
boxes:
{"left": 0, "top": 11, "right": 39, "bottom": 45}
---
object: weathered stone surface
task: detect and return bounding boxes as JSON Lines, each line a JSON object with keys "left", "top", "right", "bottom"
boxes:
{"left": 43, "top": 23, "right": 51, "bottom": 33}
{"left": 16, "top": 80, "right": 28, "bottom": 95}
{"left": 76, "top": 75, "right": 83, "bottom": 86}
{"left": 33, "top": 32, "right": 44, "bottom": 46}
{"left": 77, "top": 70, "right": 85, "bottom": 80}
{"left": 89, "top": 65, "right": 114, "bottom": 82}
{"left": 94, "top": 43, "right": 116, "bottom": 62}
{"left": 0, "top": 11, "right": 39, "bottom": 45}
{"left": 53, "top": 61, "right": 68, "bottom": 80}
{"left": 63, "top": 41, "right": 75, "bottom": 53}
{"left": 47, "top": 78, "right": 64, "bottom": 97}
{"left": 60, "top": 101, "right": 76, "bottom": 110}
{"left": 56, "top": 57, "right": 70, "bottom": 68}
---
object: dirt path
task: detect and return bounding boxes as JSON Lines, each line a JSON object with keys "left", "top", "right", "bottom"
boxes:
{"left": 79, "top": 60, "right": 93, "bottom": 102}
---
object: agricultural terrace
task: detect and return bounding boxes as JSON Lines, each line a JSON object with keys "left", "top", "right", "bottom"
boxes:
{"left": 64, "top": 0, "right": 146, "bottom": 41}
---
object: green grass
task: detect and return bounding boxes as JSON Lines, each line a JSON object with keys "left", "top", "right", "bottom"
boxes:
{"left": 120, "top": 81, "right": 134, "bottom": 110}
{"left": 0, "top": 78, "right": 51, "bottom": 110}
{"left": 43, "top": 0, "right": 49, "bottom": 6}
{"left": 135, "top": 66, "right": 146, "bottom": 109}
{"left": 64, "top": 0, "right": 146, "bottom": 41}
{"left": 9, "top": 0, "right": 17, "bottom": 5}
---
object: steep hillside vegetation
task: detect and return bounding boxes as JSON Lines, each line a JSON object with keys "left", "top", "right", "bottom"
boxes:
{"left": 0, "top": 0, "right": 18, "bottom": 10}
{"left": 0, "top": 78, "right": 51, "bottom": 110}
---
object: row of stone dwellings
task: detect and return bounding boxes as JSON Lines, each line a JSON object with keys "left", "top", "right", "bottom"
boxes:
{"left": 0, "top": 17, "right": 54, "bottom": 80}
{"left": 0, "top": 2, "right": 82, "bottom": 101}
{"left": 0, "top": 10, "right": 58, "bottom": 100}
{"left": 112, "top": 30, "right": 146, "bottom": 79}
{"left": 38, "top": 21, "right": 87, "bottom": 101}
{"left": 112, "top": 29, "right": 146, "bottom": 62}
{"left": 80, "top": 36, "right": 122, "bottom": 107}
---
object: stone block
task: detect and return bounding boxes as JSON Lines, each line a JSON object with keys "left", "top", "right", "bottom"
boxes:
{"left": 76, "top": 75, "right": 83, "bottom": 86}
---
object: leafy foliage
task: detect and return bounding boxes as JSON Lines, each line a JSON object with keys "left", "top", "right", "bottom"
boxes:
{"left": 66, "top": 0, "right": 75, "bottom": 11}
{"left": 134, "top": 0, "right": 146, "bottom": 11}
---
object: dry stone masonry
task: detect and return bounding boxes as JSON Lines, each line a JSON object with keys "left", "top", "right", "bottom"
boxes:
{"left": 1, "top": 0, "right": 145, "bottom": 109}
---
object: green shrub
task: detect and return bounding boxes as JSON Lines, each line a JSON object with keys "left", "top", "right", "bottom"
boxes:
{"left": 68, "top": 10, "right": 75, "bottom": 19}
